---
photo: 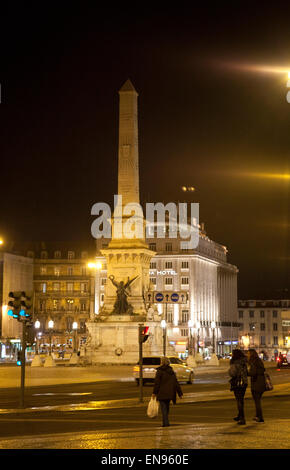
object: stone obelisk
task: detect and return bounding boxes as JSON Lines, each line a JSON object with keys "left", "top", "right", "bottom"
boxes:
{"left": 101, "top": 79, "right": 154, "bottom": 315}
{"left": 85, "top": 80, "right": 172, "bottom": 364}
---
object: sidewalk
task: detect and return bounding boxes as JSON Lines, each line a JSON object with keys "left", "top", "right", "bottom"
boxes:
{"left": 0, "top": 417, "right": 290, "bottom": 449}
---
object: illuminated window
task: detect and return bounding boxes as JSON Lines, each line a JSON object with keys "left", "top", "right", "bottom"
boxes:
{"left": 40, "top": 266, "right": 47, "bottom": 275}
{"left": 54, "top": 267, "right": 60, "bottom": 276}
{"left": 41, "top": 283, "right": 47, "bottom": 293}
{"left": 53, "top": 283, "right": 60, "bottom": 291}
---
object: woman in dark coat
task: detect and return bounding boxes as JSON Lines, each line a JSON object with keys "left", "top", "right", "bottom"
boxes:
{"left": 247, "top": 348, "right": 266, "bottom": 422}
{"left": 228, "top": 349, "right": 248, "bottom": 425}
{"left": 152, "top": 356, "right": 183, "bottom": 427}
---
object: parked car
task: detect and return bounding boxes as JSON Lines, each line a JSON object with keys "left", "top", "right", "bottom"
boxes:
{"left": 133, "top": 356, "right": 194, "bottom": 385}
{"left": 277, "top": 354, "right": 290, "bottom": 368}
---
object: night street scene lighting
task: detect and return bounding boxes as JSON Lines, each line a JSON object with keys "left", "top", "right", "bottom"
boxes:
{"left": 0, "top": 3, "right": 289, "bottom": 462}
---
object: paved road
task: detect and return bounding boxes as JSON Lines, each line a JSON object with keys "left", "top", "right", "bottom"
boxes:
{"left": 0, "top": 367, "right": 289, "bottom": 448}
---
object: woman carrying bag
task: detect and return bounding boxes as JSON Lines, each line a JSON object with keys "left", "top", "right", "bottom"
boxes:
{"left": 228, "top": 349, "right": 248, "bottom": 425}
{"left": 152, "top": 356, "right": 183, "bottom": 427}
{"left": 247, "top": 348, "right": 266, "bottom": 423}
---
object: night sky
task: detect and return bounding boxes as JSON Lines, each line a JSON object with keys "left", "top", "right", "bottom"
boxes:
{"left": 0, "top": 4, "right": 289, "bottom": 299}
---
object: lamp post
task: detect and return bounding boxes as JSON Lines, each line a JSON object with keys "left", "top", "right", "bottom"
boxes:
{"left": 34, "top": 320, "right": 40, "bottom": 354}
{"left": 188, "top": 320, "right": 194, "bottom": 355}
{"left": 196, "top": 320, "right": 201, "bottom": 355}
{"left": 161, "top": 319, "right": 167, "bottom": 356}
{"left": 72, "top": 321, "right": 78, "bottom": 353}
{"left": 48, "top": 320, "right": 54, "bottom": 356}
{"left": 211, "top": 321, "right": 216, "bottom": 354}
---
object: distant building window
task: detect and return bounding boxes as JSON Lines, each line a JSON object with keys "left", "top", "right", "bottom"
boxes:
{"left": 181, "top": 261, "right": 189, "bottom": 269}
{"left": 66, "top": 317, "right": 73, "bottom": 330}
{"left": 182, "top": 310, "right": 189, "bottom": 323}
{"left": 150, "top": 262, "right": 156, "bottom": 269}
{"left": 40, "top": 266, "right": 47, "bottom": 275}
{"left": 165, "top": 243, "right": 172, "bottom": 252}
{"left": 53, "top": 299, "right": 60, "bottom": 311}
{"left": 273, "top": 310, "right": 278, "bottom": 318}
{"left": 181, "top": 277, "right": 189, "bottom": 285}
{"left": 101, "top": 278, "right": 107, "bottom": 286}
{"left": 150, "top": 278, "right": 156, "bottom": 285}
{"left": 249, "top": 310, "right": 255, "bottom": 318}
{"left": 54, "top": 251, "right": 61, "bottom": 259}
{"left": 239, "top": 323, "right": 244, "bottom": 330}
{"left": 81, "top": 282, "right": 88, "bottom": 292}
{"left": 273, "top": 323, "right": 278, "bottom": 331}
{"left": 149, "top": 243, "right": 156, "bottom": 251}
{"left": 260, "top": 310, "right": 265, "bottom": 318}
{"left": 68, "top": 251, "right": 75, "bottom": 260}
{"left": 67, "top": 283, "right": 73, "bottom": 292}
{"left": 181, "top": 329, "right": 188, "bottom": 337}
{"left": 165, "top": 262, "right": 172, "bottom": 269}
{"left": 53, "top": 283, "right": 60, "bottom": 291}
{"left": 81, "top": 267, "right": 87, "bottom": 276}
{"left": 238, "top": 311, "right": 243, "bottom": 319}
{"left": 41, "top": 251, "right": 48, "bottom": 259}
{"left": 54, "top": 267, "right": 60, "bottom": 276}
{"left": 260, "top": 336, "right": 266, "bottom": 345}
{"left": 249, "top": 323, "right": 256, "bottom": 331}
{"left": 81, "top": 302, "right": 87, "bottom": 311}
{"left": 66, "top": 300, "right": 74, "bottom": 311}
{"left": 165, "top": 277, "right": 173, "bottom": 285}
{"left": 166, "top": 312, "right": 173, "bottom": 323}
{"left": 81, "top": 251, "right": 88, "bottom": 259}
{"left": 27, "top": 251, "right": 34, "bottom": 258}
{"left": 68, "top": 267, "right": 73, "bottom": 276}
{"left": 260, "top": 323, "right": 265, "bottom": 331}
{"left": 100, "top": 294, "right": 105, "bottom": 302}
{"left": 273, "top": 336, "right": 278, "bottom": 345}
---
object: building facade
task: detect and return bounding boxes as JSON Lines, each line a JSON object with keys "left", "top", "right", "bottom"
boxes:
{"left": 238, "top": 299, "right": 290, "bottom": 356}
{"left": 95, "top": 224, "right": 239, "bottom": 358}
{"left": 32, "top": 244, "right": 95, "bottom": 354}
{"left": 0, "top": 252, "right": 34, "bottom": 360}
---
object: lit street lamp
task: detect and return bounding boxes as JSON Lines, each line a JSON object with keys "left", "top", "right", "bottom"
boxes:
{"left": 72, "top": 321, "right": 78, "bottom": 353}
{"left": 161, "top": 319, "right": 167, "bottom": 356}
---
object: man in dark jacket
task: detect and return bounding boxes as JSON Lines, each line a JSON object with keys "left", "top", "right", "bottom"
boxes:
{"left": 152, "top": 356, "right": 183, "bottom": 427}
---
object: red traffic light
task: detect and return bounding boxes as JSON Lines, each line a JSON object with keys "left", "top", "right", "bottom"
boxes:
{"left": 139, "top": 326, "right": 150, "bottom": 343}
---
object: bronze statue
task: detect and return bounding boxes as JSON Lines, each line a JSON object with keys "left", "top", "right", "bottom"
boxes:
{"left": 109, "top": 275, "right": 138, "bottom": 314}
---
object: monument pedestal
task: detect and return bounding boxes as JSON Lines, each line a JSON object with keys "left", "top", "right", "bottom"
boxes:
{"left": 31, "top": 354, "right": 43, "bottom": 367}
{"left": 207, "top": 353, "right": 220, "bottom": 366}
{"left": 86, "top": 317, "right": 175, "bottom": 364}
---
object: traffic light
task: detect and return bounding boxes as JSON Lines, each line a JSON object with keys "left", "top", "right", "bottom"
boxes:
{"left": 20, "top": 291, "right": 33, "bottom": 319}
{"left": 139, "top": 326, "right": 149, "bottom": 343}
{"left": 8, "top": 291, "right": 22, "bottom": 320}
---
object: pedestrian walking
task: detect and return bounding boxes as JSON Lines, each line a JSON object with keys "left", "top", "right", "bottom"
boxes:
{"left": 152, "top": 356, "right": 183, "bottom": 427}
{"left": 247, "top": 348, "right": 266, "bottom": 423}
{"left": 228, "top": 349, "right": 248, "bottom": 425}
